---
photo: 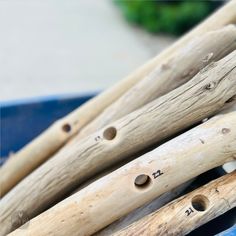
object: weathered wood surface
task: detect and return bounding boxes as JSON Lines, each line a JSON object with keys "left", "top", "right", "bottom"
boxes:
{"left": 222, "top": 102, "right": 236, "bottom": 174}
{"left": 1, "top": 0, "right": 236, "bottom": 197}
{"left": 114, "top": 171, "right": 236, "bottom": 236}
{"left": 98, "top": 104, "right": 236, "bottom": 236}
{"left": 1, "top": 51, "right": 236, "bottom": 235}
{"left": 8, "top": 111, "right": 236, "bottom": 236}
{"left": 95, "top": 181, "right": 191, "bottom": 236}
{"left": 78, "top": 25, "right": 236, "bottom": 139}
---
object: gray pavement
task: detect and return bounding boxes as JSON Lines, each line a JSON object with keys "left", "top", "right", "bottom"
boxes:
{"left": 0, "top": 0, "right": 175, "bottom": 101}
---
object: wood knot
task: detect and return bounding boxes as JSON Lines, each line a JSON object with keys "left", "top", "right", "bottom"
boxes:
{"left": 204, "top": 82, "right": 216, "bottom": 91}
{"left": 11, "top": 210, "right": 30, "bottom": 230}
{"left": 203, "top": 53, "right": 214, "bottom": 63}
{"left": 222, "top": 128, "right": 230, "bottom": 134}
{"left": 161, "top": 63, "right": 170, "bottom": 70}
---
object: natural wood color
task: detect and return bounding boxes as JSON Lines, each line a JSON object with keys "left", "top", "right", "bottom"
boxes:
{"left": 95, "top": 181, "right": 191, "bottom": 236}
{"left": 114, "top": 171, "right": 236, "bottom": 236}
{"left": 1, "top": 0, "right": 236, "bottom": 197}
{"left": 1, "top": 51, "right": 236, "bottom": 235}
{"left": 8, "top": 112, "right": 236, "bottom": 236}
{"left": 78, "top": 25, "right": 236, "bottom": 139}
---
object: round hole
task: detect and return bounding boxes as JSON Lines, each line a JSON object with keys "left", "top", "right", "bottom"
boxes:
{"left": 191, "top": 195, "right": 209, "bottom": 212}
{"left": 134, "top": 174, "right": 151, "bottom": 189}
{"left": 103, "top": 127, "right": 117, "bottom": 140}
{"left": 62, "top": 124, "right": 71, "bottom": 133}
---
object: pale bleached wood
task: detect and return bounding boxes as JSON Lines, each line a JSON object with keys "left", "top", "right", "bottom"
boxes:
{"left": 8, "top": 111, "right": 236, "bottom": 236}
{"left": 77, "top": 25, "right": 236, "bottom": 139}
{"left": 114, "top": 171, "right": 236, "bottom": 236}
{"left": 1, "top": 0, "right": 236, "bottom": 197}
{"left": 97, "top": 99, "right": 236, "bottom": 236}
{"left": 1, "top": 51, "right": 236, "bottom": 236}
{"left": 95, "top": 181, "right": 191, "bottom": 236}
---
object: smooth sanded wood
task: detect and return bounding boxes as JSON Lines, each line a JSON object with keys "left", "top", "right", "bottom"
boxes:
{"left": 77, "top": 25, "right": 236, "bottom": 139}
{"left": 8, "top": 111, "right": 236, "bottom": 236}
{"left": 114, "top": 171, "right": 236, "bottom": 236}
{"left": 1, "top": 51, "right": 236, "bottom": 236}
{"left": 1, "top": 0, "right": 236, "bottom": 197}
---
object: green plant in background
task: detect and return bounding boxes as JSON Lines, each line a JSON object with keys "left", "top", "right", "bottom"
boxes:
{"left": 114, "top": 0, "right": 223, "bottom": 35}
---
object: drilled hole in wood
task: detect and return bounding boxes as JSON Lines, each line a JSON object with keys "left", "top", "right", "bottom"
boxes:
{"left": 62, "top": 124, "right": 71, "bottom": 133}
{"left": 103, "top": 127, "right": 117, "bottom": 140}
{"left": 134, "top": 174, "right": 151, "bottom": 189}
{"left": 191, "top": 195, "right": 209, "bottom": 212}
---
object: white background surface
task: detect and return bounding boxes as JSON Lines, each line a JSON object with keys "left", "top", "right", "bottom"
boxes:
{"left": 0, "top": 0, "right": 174, "bottom": 101}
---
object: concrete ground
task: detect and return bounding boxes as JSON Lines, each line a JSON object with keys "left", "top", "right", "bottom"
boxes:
{"left": 0, "top": 0, "right": 175, "bottom": 101}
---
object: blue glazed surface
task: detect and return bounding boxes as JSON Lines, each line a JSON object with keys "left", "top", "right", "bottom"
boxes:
{"left": 0, "top": 94, "right": 94, "bottom": 164}
{"left": 216, "top": 225, "right": 236, "bottom": 236}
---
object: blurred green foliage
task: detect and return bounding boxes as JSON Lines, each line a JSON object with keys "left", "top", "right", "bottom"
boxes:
{"left": 115, "top": 0, "right": 223, "bottom": 35}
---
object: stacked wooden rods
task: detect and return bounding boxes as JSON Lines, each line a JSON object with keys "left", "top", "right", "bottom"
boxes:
{"left": 76, "top": 25, "right": 236, "bottom": 140}
{"left": 1, "top": 49, "right": 236, "bottom": 235}
{"left": 1, "top": 0, "right": 236, "bottom": 197}
{"left": 8, "top": 110, "right": 236, "bottom": 236}
{"left": 114, "top": 171, "right": 236, "bottom": 236}
{"left": 96, "top": 101, "right": 236, "bottom": 236}
{"left": 95, "top": 181, "right": 192, "bottom": 236}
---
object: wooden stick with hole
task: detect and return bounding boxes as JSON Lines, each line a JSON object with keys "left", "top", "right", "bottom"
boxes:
{"left": 93, "top": 100, "right": 236, "bottom": 236}
{"left": 1, "top": 0, "right": 236, "bottom": 197}
{"left": 8, "top": 111, "right": 236, "bottom": 236}
{"left": 113, "top": 171, "right": 236, "bottom": 236}
{"left": 95, "top": 181, "right": 191, "bottom": 236}
{"left": 95, "top": 104, "right": 236, "bottom": 236}
{"left": 1, "top": 50, "right": 236, "bottom": 236}
{"left": 77, "top": 25, "right": 236, "bottom": 139}
{"left": 70, "top": 160, "right": 192, "bottom": 236}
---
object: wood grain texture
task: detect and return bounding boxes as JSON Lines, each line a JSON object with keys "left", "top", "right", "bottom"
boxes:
{"left": 78, "top": 25, "right": 236, "bottom": 139}
{"left": 95, "top": 181, "right": 191, "bottom": 236}
{"left": 114, "top": 171, "right": 236, "bottom": 236}
{"left": 8, "top": 111, "right": 236, "bottom": 236}
{"left": 1, "top": 0, "right": 236, "bottom": 197}
{"left": 1, "top": 50, "right": 236, "bottom": 235}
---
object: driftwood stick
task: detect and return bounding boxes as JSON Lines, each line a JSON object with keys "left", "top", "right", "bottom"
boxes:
{"left": 95, "top": 181, "right": 191, "bottom": 236}
{"left": 1, "top": 0, "right": 236, "bottom": 197}
{"left": 1, "top": 51, "right": 236, "bottom": 235}
{"left": 96, "top": 98, "right": 236, "bottom": 236}
{"left": 78, "top": 25, "right": 236, "bottom": 139}
{"left": 114, "top": 171, "right": 236, "bottom": 236}
{"left": 8, "top": 112, "right": 236, "bottom": 236}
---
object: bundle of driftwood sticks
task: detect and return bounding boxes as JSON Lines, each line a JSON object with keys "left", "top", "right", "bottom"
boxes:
{"left": 1, "top": 1, "right": 236, "bottom": 235}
